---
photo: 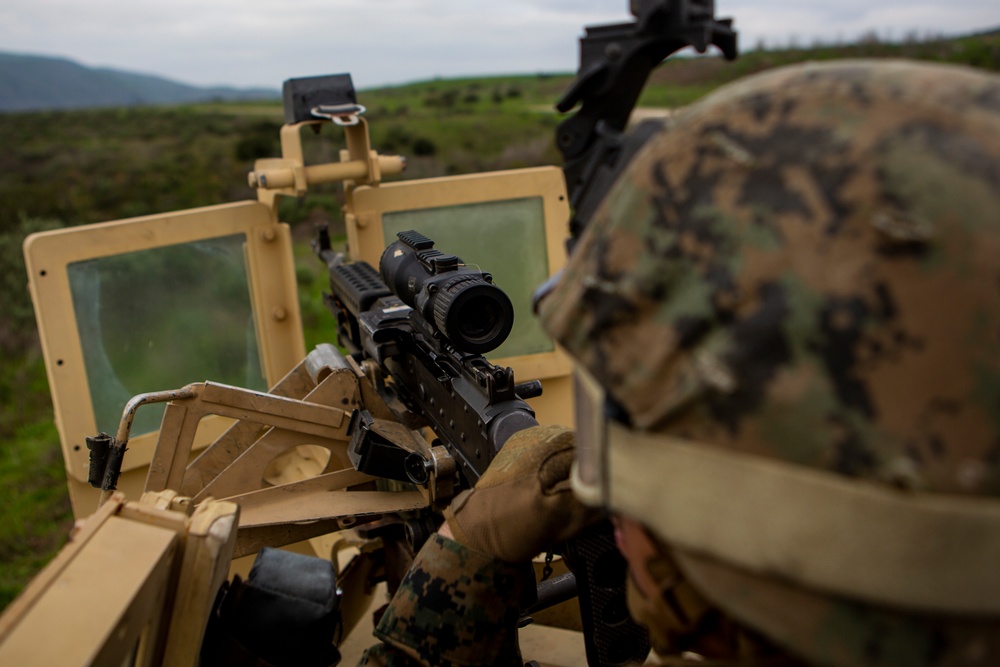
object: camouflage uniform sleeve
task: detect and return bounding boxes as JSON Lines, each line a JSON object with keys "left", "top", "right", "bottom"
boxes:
{"left": 358, "top": 533, "right": 528, "bottom": 667}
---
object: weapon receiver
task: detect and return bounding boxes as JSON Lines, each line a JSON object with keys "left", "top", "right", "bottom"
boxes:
{"left": 321, "top": 228, "right": 540, "bottom": 488}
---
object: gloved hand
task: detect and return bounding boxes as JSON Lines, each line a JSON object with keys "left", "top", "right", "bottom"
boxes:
{"left": 442, "top": 424, "right": 600, "bottom": 563}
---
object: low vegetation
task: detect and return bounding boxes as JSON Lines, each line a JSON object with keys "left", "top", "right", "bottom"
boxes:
{"left": 0, "top": 29, "right": 998, "bottom": 611}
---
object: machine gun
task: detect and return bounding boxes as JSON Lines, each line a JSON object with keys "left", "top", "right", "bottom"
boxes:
{"left": 318, "top": 228, "right": 541, "bottom": 489}
{"left": 320, "top": 230, "right": 651, "bottom": 667}
{"left": 315, "top": 4, "right": 741, "bottom": 661}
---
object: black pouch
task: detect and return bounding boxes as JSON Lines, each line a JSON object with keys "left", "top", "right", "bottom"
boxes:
{"left": 201, "top": 547, "right": 342, "bottom": 667}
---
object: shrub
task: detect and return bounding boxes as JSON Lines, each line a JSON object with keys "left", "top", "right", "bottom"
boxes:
{"left": 412, "top": 138, "right": 437, "bottom": 156}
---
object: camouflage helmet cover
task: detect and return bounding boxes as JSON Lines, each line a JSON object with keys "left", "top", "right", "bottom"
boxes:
{"left": 539, "top": 59, "right": 1000, "bottom": 665}
{"left": 542, "top": 59, "right": 1000, "bottom": 495}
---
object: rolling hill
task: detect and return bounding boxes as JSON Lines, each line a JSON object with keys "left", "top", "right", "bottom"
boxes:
{"left": 0, "top": 52, "right": 278, "bottom": 112}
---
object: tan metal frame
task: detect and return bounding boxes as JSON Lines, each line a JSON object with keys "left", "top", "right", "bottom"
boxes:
{"left": 251, "top": 117, "right": 405, "bottom": 208}
{"left": 0, "top": 492, "right": 239, "bottom": 667}
{"left": 23, "top": 202, "right": 305, "bottom": 506}
{"left": 136, "top": 372, "right": 429, "bottom": 559}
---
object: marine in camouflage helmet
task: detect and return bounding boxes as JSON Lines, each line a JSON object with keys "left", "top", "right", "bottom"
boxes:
{"left": 538, "top": 59, "right": 1000, "bottom": 666}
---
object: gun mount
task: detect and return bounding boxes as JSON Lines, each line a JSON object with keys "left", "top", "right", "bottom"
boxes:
{"left": 557, "top": 0, "right": 737, "bottom": 248}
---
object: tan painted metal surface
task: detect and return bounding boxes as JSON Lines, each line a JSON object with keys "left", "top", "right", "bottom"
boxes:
{"left": 0, "top": 494, "right": 238, "bottom": 667}
{"left": 23, "top": 201, "right": 304, "bottom": 515}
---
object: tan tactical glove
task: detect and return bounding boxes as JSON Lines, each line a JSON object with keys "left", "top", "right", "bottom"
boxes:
{"left": 443, "top": 424, "right": 600, "bottom": 563}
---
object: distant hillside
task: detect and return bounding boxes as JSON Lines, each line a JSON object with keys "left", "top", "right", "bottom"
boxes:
{"left": 0, "top": 52, "right": 279, "bottom": 112}
{"left": 355, "top": 27, "right": 1000, "bottom": 112}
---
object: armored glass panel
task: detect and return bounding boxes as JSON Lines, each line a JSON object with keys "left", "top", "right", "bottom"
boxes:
{"left": 67, "top": 234, "right": 266, "bottom": 436}
{"left": 382, "top": 197, "right": 552, "bottom": 359}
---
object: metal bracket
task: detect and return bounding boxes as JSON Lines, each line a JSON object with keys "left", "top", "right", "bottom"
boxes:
{"left": 312, "top": 103, "right": 368, "bottom": 126}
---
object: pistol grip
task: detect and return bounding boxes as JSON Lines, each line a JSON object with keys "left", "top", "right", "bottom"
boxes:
{"left": 564, "top": 520, "right": 650, "bottom": 667}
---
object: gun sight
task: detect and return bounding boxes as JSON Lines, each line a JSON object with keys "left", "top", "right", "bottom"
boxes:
{"left": 379, "top": 231, "right": 514, "bottom": 355}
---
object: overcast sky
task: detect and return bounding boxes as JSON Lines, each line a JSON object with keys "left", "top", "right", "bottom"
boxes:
{"left": 2, "top": 1, "right": 998, "bottom": 90}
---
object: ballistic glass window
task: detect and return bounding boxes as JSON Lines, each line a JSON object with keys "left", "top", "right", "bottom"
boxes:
{"left": 382, "top": 197, "right": 552, "bottom": 360}
{"left": 67, "top": 234, "right": 267, "bottom": 436}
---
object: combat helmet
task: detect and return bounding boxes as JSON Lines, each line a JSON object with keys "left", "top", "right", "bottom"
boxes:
{"left": 539, "top": 59, "right": 1000, "bottom": 666}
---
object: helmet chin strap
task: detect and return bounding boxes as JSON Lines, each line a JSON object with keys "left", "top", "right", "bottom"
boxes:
{"left": 618, "top": 515, "right": 793, "bottom": 663}
{"left": 605, "top": 422, "right": 1000, "bottom": 615}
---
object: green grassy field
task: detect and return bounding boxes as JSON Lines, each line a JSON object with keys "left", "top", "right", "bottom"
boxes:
{"left": 1, "top": 30, "right": 998, "bottom": 611}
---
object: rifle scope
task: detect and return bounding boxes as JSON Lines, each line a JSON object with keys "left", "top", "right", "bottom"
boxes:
{"left": 380, "top": 231, "right": 514, "bottom": 354}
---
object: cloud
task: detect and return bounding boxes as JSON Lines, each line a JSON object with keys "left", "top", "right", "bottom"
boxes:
{"left": 1, "top": 0, "right": 997, "bottom": 88}
{"left": 724, "top": 0, "right": 1000, "bottom": 46}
